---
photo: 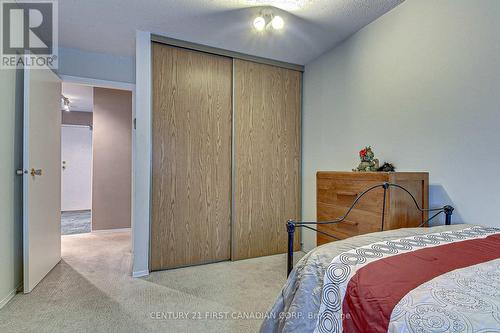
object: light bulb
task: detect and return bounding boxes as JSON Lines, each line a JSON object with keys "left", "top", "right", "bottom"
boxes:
{"left": 253, "top": 16, "right": 266, "bottom": 31}
{"left": 271, "top": 16, "right": 284, "bottom": 30}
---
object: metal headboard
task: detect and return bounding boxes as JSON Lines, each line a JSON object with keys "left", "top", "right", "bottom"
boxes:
{"left": 286, "top": 182, "right": 454, "bottom": 276}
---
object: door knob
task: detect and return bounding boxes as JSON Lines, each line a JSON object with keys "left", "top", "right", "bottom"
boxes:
{"left": 30, "top": 168, "right": 42, "bottom": 176}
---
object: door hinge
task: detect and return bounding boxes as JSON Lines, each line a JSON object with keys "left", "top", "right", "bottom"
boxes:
{"left": 133, "top": 118, "right": 136, "bottom": 130}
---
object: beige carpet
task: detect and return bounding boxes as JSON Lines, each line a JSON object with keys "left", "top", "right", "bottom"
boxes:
{"left": 0, "top": 231, "right": 303, "bottom": 333}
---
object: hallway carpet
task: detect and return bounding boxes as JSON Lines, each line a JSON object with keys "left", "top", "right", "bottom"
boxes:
{"left": 0, "top": 230, "right": 303, "bottom": 333}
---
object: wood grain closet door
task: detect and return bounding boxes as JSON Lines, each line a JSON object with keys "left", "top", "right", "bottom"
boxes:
{"left": 233, "top": 59, "right": 301, "bottom": 260}
{"left": 151, "top": 43, "right": 232, "bottom": 270}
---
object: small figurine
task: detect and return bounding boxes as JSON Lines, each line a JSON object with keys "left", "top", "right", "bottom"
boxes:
{"left": 353, "top": 146, "right": 380, "bottom": 172}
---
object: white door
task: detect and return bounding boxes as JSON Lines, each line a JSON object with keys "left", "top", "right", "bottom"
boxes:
{"left": 61, "top": 126, "right": 92, "bottom": 211}
{"left": 23, "top": 66, "right": 62, "bottom": 293}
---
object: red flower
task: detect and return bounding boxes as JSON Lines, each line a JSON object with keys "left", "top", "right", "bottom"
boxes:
{"left": 359, "top": 148, "right": 367, "bottom": 157}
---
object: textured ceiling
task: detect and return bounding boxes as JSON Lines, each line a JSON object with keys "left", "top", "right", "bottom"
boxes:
{"left": 59, "top": 0, "right": 404, "bottom": 65}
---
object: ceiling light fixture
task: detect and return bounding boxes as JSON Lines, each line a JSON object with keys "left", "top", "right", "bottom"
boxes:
{"left": 62, "top": 96, "right": 71, "bottom": 112}
{"left": 253, "top": 12, "right": 284, "bottom": 32}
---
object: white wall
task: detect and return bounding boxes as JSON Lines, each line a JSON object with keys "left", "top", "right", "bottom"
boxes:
{"left": 61, "top": 126, "right": 93, "bottom": 211}
{"left": 302, "top": 0, "right": 500, "bottom": 251}
{"left": 58, "top": 47, "right": 135, "bottom": 84}
{"left": 0, "top": 69, "right": 23, "bottom": 307}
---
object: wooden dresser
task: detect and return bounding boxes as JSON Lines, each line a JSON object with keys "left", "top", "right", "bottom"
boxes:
{"left": 317, "top": 172, "right": 429, "bottom": 245}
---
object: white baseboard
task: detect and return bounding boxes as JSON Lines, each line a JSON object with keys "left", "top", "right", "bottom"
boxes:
{"left": 91, "top": 227, "right": 131, "bottom": 234}
{"left": 132, "top": 270, "right": 149, "bottom": 278}
{"left": 0, "top": 283, "right": 22, "bottom": 309}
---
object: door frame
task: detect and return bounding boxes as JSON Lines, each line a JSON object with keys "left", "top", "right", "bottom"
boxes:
{"left": 59, "top": 74, "right": 136, "bottom": 271}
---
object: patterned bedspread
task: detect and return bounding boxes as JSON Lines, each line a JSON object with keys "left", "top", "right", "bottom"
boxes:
{"left": 260, "top": 224, "right": 500, "bottom": 333}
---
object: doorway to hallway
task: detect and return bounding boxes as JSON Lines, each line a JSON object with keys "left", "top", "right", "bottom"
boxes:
{"left": 60, "top": 83, "right": 93, "bottom": 235}
{"left": 60, "top": 82, "right": 133, "bottom": 238}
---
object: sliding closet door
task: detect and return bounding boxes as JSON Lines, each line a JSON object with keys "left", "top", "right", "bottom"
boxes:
{"left": 233, "top": 59, "right": 301, "bottom": 260}
{"left": 151, "top": 43, "right": 232, "bottom": 270}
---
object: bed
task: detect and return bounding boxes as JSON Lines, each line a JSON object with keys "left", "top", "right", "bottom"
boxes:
{"left": 261, "top": 183, "right": 500, "bottom": 333}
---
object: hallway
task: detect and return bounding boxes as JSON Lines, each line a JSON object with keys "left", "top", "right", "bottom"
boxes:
{"left": 0, "top": 230, "right": 297, "bottom": 333}
{"left": 61, "top": 210, "right": 91, "bottom": 235}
